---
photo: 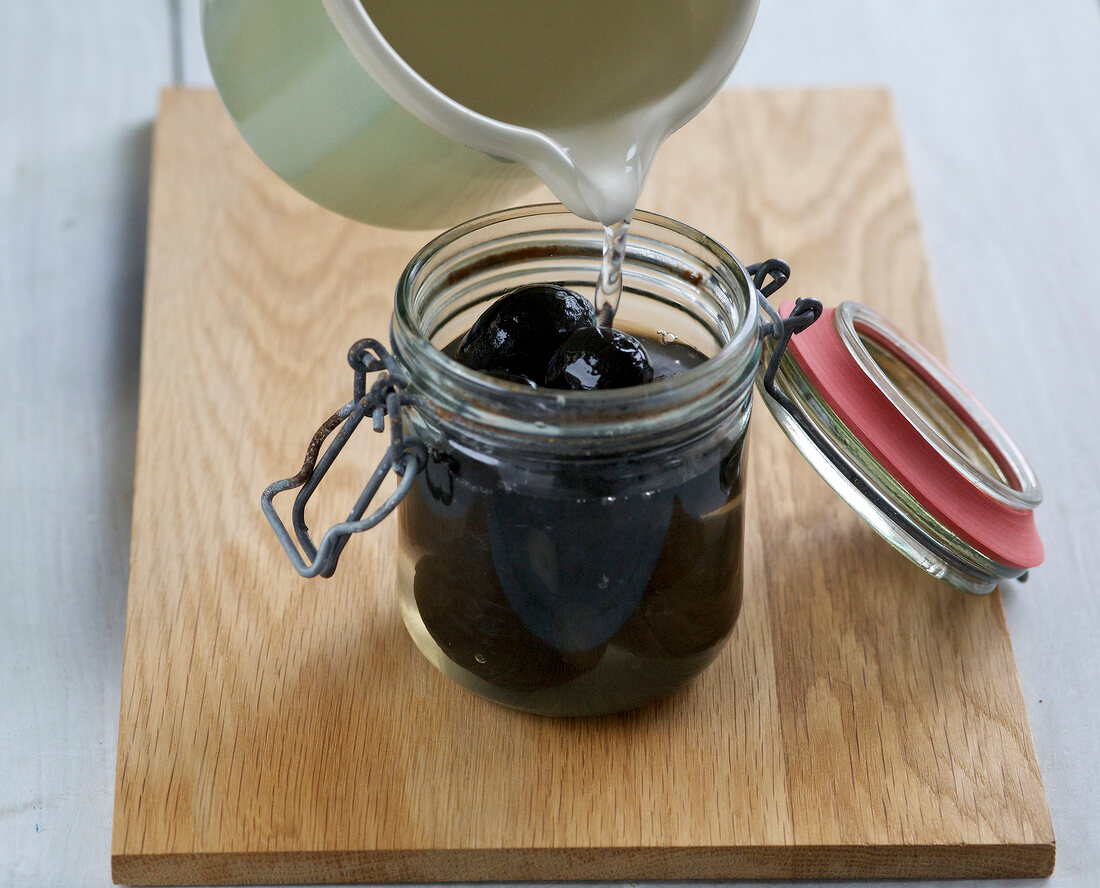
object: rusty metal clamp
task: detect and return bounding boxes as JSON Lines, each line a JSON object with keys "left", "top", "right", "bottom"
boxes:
{"left": 260, "top": 338, "right": 426, "bottom": 578}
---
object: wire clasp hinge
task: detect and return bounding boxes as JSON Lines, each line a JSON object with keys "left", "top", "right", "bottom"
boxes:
{"left": 747, "top": 259, "right": 823, "bottom": 402}
{"left": 260, "top": 339, "right": 426, "bottom": 578}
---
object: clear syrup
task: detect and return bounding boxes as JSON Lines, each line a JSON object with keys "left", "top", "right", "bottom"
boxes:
{"left": 594, "top": 219, "right": 630, "bottom": 326}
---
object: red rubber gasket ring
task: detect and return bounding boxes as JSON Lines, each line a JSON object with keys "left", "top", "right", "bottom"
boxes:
{"left": 782, "top": 302, "right": 1043, "bottom": 569}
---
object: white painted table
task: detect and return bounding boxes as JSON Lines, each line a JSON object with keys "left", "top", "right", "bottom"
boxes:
{"left": 2, "top": 2, "right": 1098, "bottom": 885}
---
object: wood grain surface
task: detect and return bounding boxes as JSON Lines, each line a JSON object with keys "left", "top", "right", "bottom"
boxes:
{"left": 111, "top": 88, "right": 1054, "bottom": 884}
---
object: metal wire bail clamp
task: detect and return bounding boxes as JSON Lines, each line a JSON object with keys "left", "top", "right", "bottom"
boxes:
{"left": 260, "top": 338, "right": 426, "bottom": 578}
{"left": 747, "top": 258, "right": 823, "bottom": 408}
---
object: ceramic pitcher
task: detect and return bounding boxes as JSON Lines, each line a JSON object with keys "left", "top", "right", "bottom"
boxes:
{"left": 201, "top": 0, "right": 759, "bottom": 229}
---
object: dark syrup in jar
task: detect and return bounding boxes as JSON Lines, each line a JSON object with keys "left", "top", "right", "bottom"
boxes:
{"left": 397, "top": 329, "right": 746, "bottom": 716}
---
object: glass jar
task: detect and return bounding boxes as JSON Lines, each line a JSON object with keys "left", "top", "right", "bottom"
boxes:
{"left": 262, "top": 205, "right": 1043, "bottom": 718}
{"left": 385, "top": 205, "right": 761, "bottom": 716}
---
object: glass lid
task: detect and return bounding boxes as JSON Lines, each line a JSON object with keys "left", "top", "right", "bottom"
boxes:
{"left": 758, "top": 300, "right": 1043, "bottom": 595}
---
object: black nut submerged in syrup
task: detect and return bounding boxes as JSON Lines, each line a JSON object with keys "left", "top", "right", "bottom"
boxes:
{"left": 456, "top": 283, "right": 596, "bottom": 383}
{"left": 400, "top": 285, "right": 746, "bottom": 713}
{"left": 545, "top": 325, "right": 654, "bottom": 390}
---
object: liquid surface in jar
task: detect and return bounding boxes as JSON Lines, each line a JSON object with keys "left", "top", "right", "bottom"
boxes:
{"left": 397, "top": 330, "right": 746, "bottom": 716}
{"left": 449, "top": 282, "right": 704, "bottom": 390}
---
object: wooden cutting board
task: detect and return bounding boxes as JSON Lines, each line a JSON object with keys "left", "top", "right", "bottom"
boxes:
{"left": 112, "top": 89, "right": 1054, "bottom": 884}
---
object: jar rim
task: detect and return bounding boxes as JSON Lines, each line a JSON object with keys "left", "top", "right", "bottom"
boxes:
{"left": 390, "top": 204, "right": 763, "bottom": 442}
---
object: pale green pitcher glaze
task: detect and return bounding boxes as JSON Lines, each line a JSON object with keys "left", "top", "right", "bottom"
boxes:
{"left": 202, "top": 0, "right": 538, "bottom": 229}
{"left": 202, "top": 0, "right": 758, "bottom": 230}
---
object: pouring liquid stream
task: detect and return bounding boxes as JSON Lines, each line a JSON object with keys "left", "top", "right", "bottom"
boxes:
{"left": 594, "top": 220, "right": 630, "bottom": 326}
